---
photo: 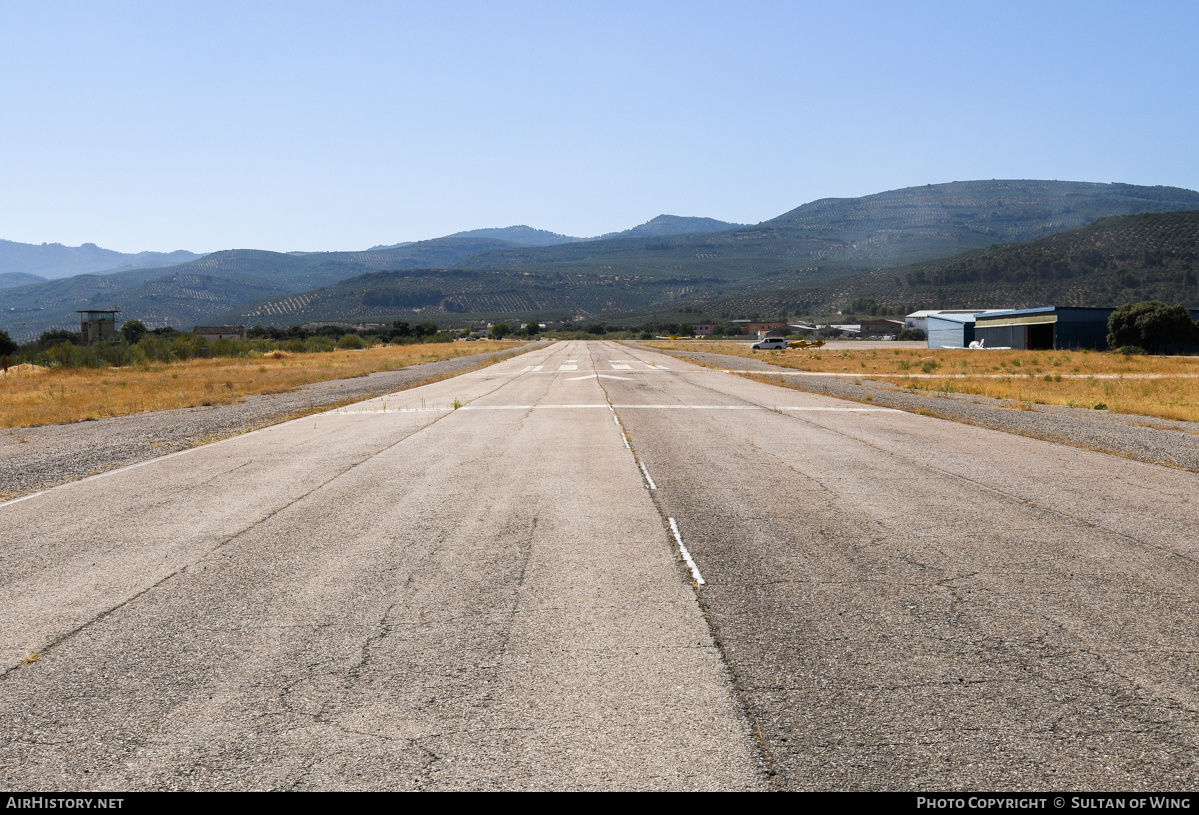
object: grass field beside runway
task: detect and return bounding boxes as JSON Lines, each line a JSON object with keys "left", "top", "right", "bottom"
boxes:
{"left": 646, "top": 340, "right": 1199, "bottom": 422}
{"left": 0, "top": 341, "right": 525, "bottom": 428}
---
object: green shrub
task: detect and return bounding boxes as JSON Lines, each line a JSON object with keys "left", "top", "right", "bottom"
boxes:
{"left": 337, "top": 333, "right": 365, "bottom": 350}
{"left": 1108, "top": 301, "right": 1197, "bottom": 354}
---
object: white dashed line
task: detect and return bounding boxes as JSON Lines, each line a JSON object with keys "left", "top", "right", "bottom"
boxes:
{"left": 668, "top": 517, "right": 705, "bottom": 585}
{"left": 639, "top": 462, "right": 658, "bottom": 491}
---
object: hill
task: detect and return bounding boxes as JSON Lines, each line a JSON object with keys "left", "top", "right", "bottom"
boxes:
{"left": 597, "top": 214, "right": 746, "bottom": 239}
{"left": 0, "top": 237, "right": 525, "bottom": 340}
{"left": 0, "top": 272, "right": 47, "bottom": 289}
{"left": 10, "top": 181, "right": 1199, "bottom": 336}
{"left": 0, "top": 239, "right": 203, "bottom": 280}
{"left": 444, "top": 225, "right": 581, "bottom": 246}
{"left": 705, "top": 210, "right": 1199, "bottom": 318}
{"left": 454, "top": 181, "right": 1199, "bottom": 282}
{"left": 216, "top": 267, "right": 721, "bottom": 327}
{"left": 373, "top": 216, "right": 746, "bottom": 248}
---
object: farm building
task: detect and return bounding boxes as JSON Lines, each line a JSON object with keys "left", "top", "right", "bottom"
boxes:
{"left": 973, "top": 307, "right": 1114, "bottom": 350}
{"left": 860, "top": 318, "right": 904, "bottom": 337}
{"left": 194, "top": 325, "right": 247, "bottom": 342}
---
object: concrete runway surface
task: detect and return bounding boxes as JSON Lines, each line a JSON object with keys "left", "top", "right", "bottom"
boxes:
{"left": 2, "top": 340, "right": 1197, "bottom": 790}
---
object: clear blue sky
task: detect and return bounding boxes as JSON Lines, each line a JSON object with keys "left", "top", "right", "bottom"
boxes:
{"left": 1, "top": 1, "right": 1196, "bottom": 253}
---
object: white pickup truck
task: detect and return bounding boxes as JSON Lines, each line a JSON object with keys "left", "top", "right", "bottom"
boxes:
{"left": 751, "top": 337, "right": 789, "bottom": 350}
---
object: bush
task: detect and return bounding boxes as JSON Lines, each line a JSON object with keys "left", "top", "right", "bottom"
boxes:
{"left": 0, "top": 329, "right": 17, "bottom": 358}
{"left": 1117, "top": 345, "right": 1145, "bottom": 356}
{"left": 212, "top": 338, "right": 252, "bottom": 358}
{"left": 120, "top": 320, "right": 148, "bottom": 344}
{"left": 1108, "top": 301, "right": 1198, "bottom": 354}
{"left": 897, "top": 328, "right": 926, "bottom": 341}
{"left": 338, "top": 333, "right": 365, "bottom": 349}
{"left": 36, "top": 329, "right": 81, "bottom": 349}
{"left": 305, "top": 336, "right": 336, "bottom": 353}
{"left": 491, "top": 323, "right": 511, "bottom": 340}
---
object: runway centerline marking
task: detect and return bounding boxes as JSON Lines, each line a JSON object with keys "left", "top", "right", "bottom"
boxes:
{"left": 669, "top": 518, "right": 705, "bottom": 586}
{"left": 639, "top": 462, "right": 658, "bottom": 491}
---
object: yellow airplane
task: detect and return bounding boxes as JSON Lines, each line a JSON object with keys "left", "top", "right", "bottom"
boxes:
{"left": 787, "top": 339, "right": 825, "bottom": 349}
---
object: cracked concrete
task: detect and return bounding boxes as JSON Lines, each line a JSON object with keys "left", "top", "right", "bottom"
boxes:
{"left": 0, "top": 341, "right": 765, "bottom": 791}
{"left": 605, "top": 343, "right": 1199, "bottom": 790}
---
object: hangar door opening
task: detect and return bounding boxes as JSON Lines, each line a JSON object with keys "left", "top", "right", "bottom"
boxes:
{"left": 1028, "top": 322, "right": 1054, "bottom": 350}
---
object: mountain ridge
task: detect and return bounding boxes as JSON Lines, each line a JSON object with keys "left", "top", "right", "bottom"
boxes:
{"left": 0, "top": 240, "right": 205, "bottom": 280}
{"left": 8, "top": 180, "right": 1199, "bottom": 339}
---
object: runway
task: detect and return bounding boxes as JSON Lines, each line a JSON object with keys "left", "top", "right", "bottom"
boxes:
{"left": 3, "top": 340, "right": 1198, "bottom": 790}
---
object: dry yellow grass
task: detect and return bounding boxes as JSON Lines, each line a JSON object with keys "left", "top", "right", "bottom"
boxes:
{"left": 0, "top": 341, "right": 524, "bottom": 429}
{"left": 646, "top": 340, "right": 1199, "bottom": 423}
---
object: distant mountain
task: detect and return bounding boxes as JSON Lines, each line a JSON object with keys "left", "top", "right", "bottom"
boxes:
{"left": 0, "top": 236, "right": 525, "bottom": 340}
{"left": 596, "top": 214, "right": 745, "bottom": 239}
{"left": 0, "top": 272, "right": 47, "bottom": 289}
{"left": 369, "top": 217, "right": 745, "bottom": 249}
{"left": 446, "top": 225, "right": 581, "bottom": 246}
{"left": 0, "top": 239, "right": 204, "bottom": 280}
{"left": 216, "top": 267, "right": 721, "bottom": 327}
{"left": 706, "top": 210, "right": 1199, "bottom": 317}
{"left": 10, "top": 181, "right": 1199, "bottom": 337}
{"left": 454, "top": 181, "right": 1199, "bottom": 282}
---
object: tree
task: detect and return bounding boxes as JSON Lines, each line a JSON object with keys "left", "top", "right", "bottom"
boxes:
{"left": 391, "top": 321, "right": 411, "bottom": 338}
{"left": 1107, "top": 301, "right": 1197, "bottom": 354}
{"left": 678, "top": 323, "right": 695, "bottom": 336}
{"left": 120, "top": 319, "right": 148, "bottom": 344}
{"left": 491, "top": 322, "right": 511, "bottom": 339}
{"left": 524, "top": 320, "right": 539, "bottom": 337}
{"left": 37, "top": 329, "right": 81, "bottom": 348}
{"left": 0, "top": 329, "right": 17, "bottom": 358}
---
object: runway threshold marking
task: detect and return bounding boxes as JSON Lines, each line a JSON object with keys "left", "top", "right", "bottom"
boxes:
{"left": 564, "top": 374, "right": 634, "bottom": 381}
{"left": 668, "top": 517, "right": 705, "bottom": 585}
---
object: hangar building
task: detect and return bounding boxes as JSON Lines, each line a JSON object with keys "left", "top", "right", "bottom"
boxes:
{"left": 973, "top": 307, "right": 1114, "bottom": 350}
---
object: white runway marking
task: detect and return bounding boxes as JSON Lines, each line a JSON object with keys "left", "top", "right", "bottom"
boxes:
{"left": 611, "top": 364, "right": 632, "bottom": 370}
{"left": 669, "top": 517, "right": 705, "bottom": 585}
{"left": 717, "top": 370, "right": 1199, "bottom": 380}
{"left": 330, "top": 404, "right": 899, "bottom": 414}
{"left": 558, "top": 364, "right": 578, "bottom": 371}
{"left": 532, "top": 365, "right": 544, "bottom": 372}
{"left": 639, "top": 462, "right": 658, "bottom": 491}
{"left": 565, "top": 374, "right": 634, "bottom": 381}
